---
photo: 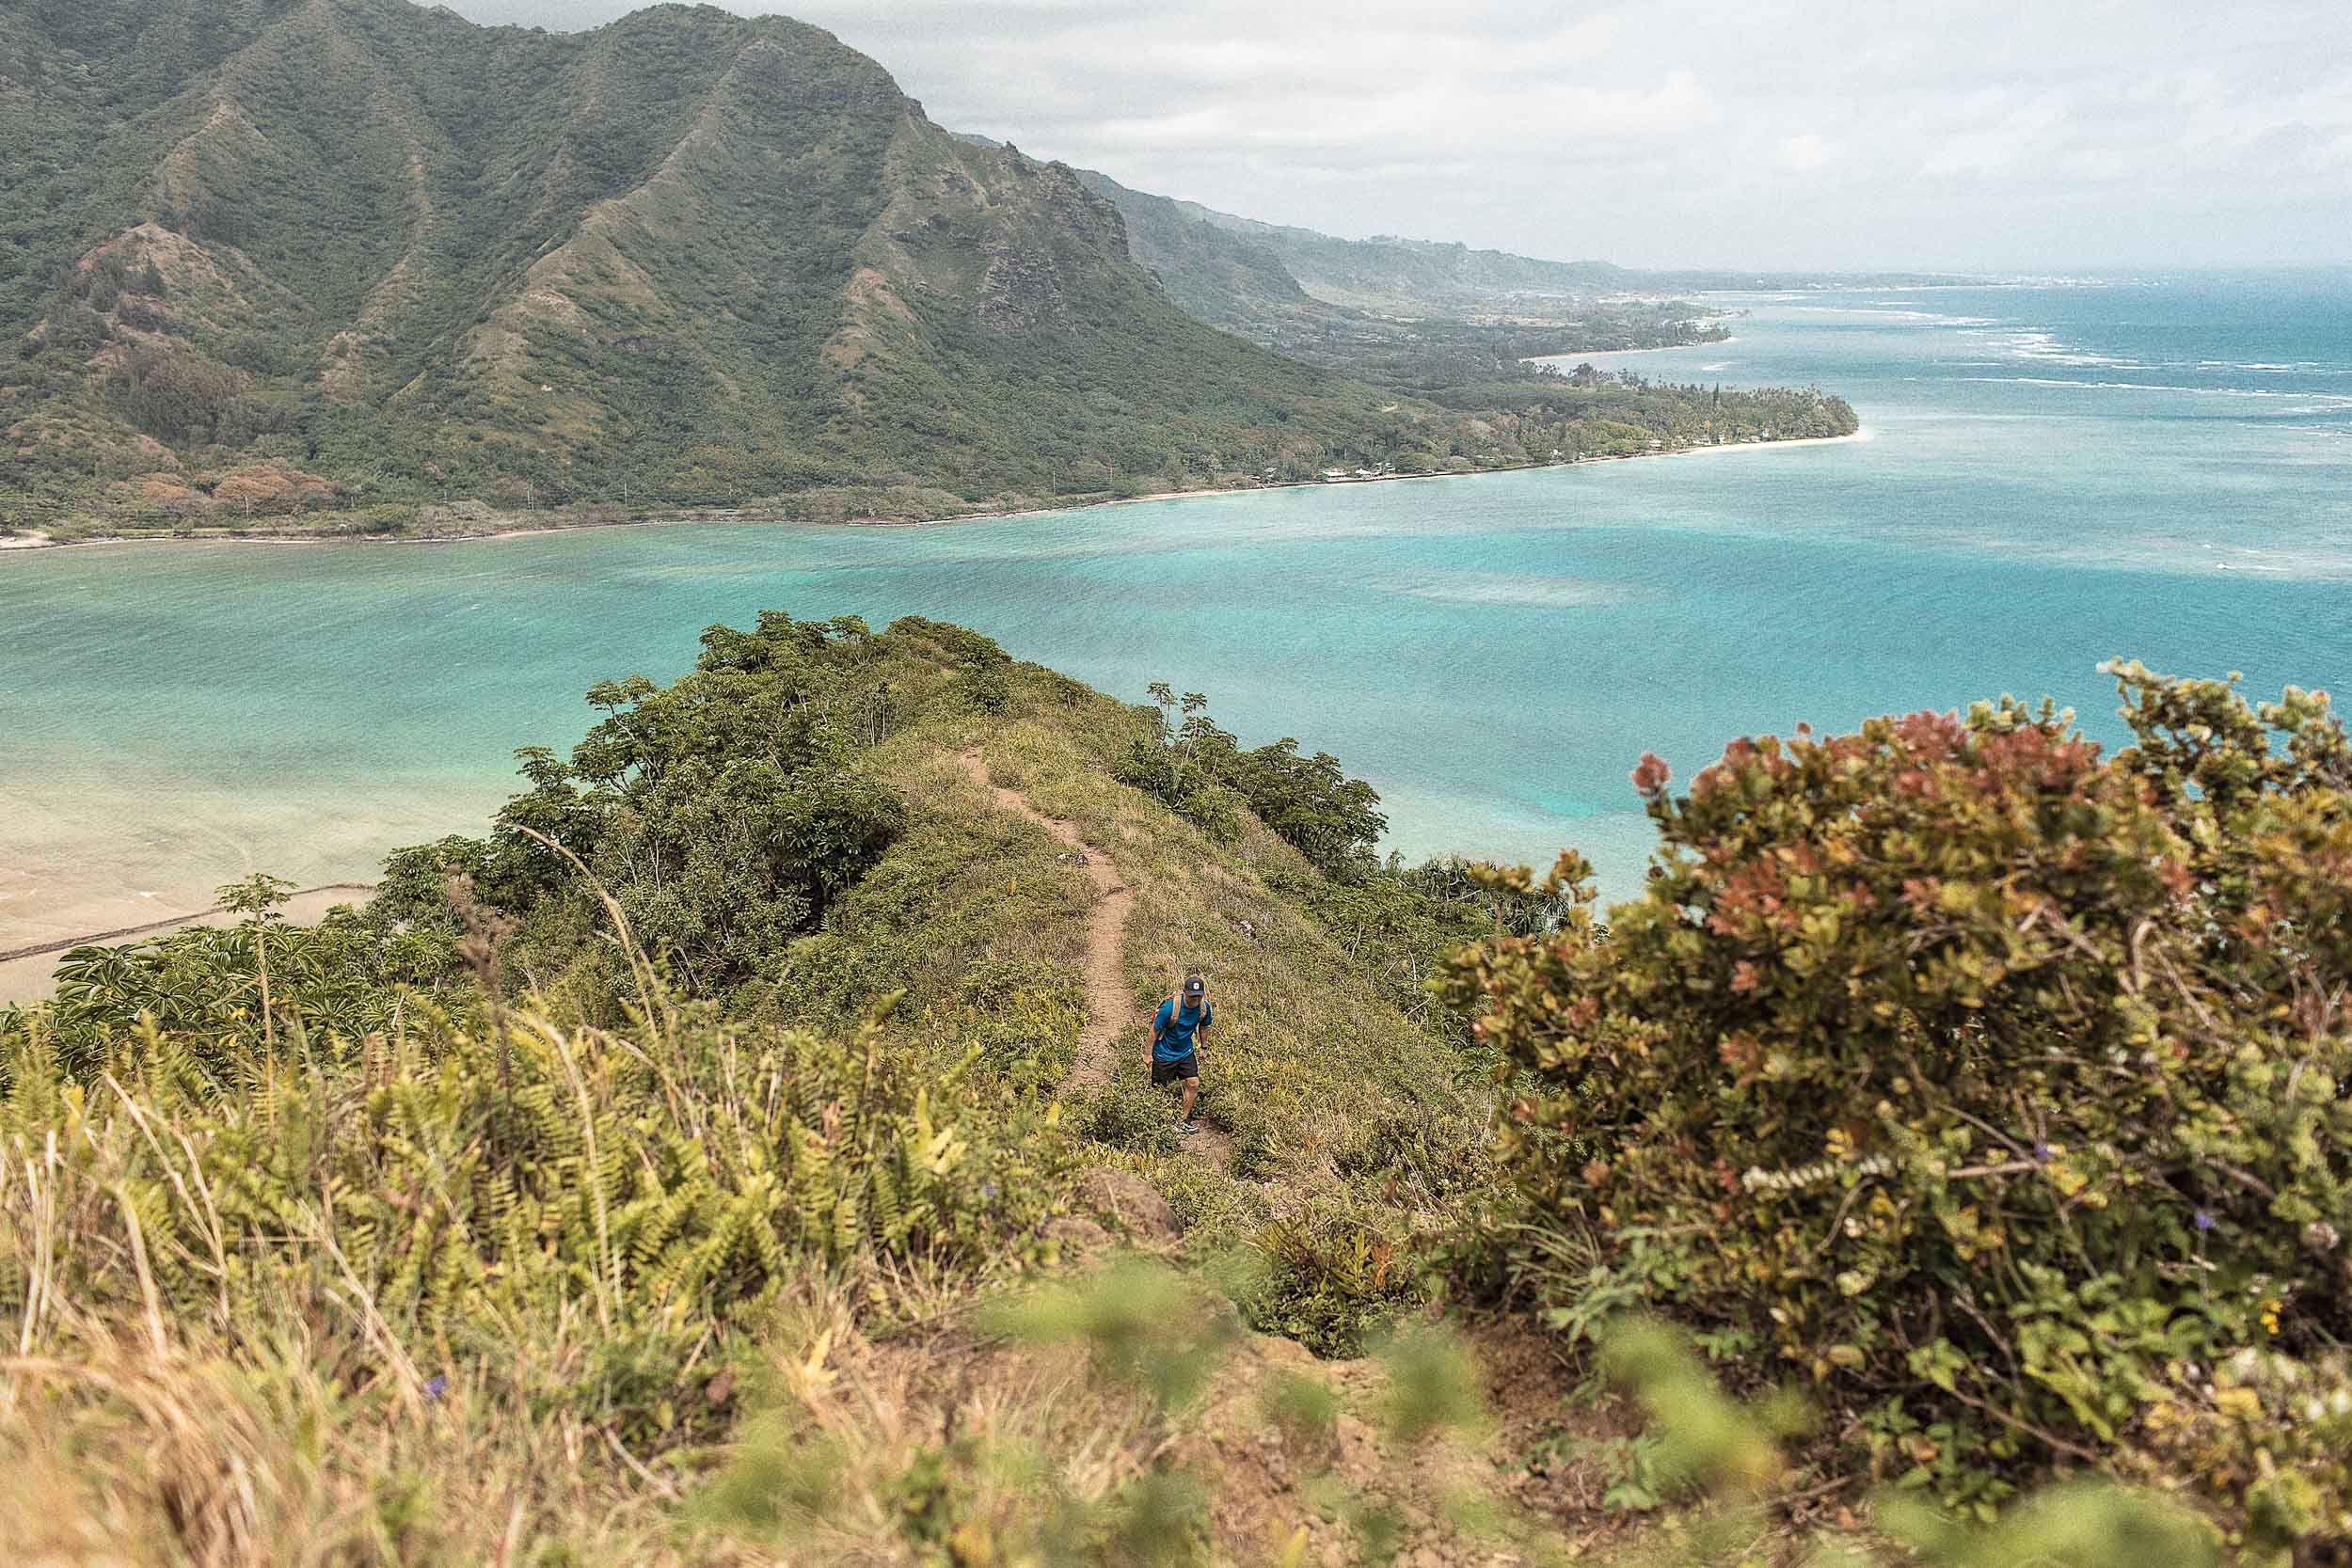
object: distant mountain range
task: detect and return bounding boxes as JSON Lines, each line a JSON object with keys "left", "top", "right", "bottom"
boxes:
{"left": 1062, "top": 161, "right": 1964, "bottom": 327}
{"left": 1061, "top": 163, "right": 1728, "bottom": 386}
{"left": 0, "top": 1, "right": 1860, "bottom": 529}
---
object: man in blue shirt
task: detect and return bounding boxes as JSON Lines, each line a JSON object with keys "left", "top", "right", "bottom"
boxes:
{"left": 1150, "top": 974, "right": 1214, "bottom": 1136}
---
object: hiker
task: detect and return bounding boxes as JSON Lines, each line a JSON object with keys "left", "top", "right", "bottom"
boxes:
{"left": 1150, "top": 974, "right": 1214, "bottom": 1135}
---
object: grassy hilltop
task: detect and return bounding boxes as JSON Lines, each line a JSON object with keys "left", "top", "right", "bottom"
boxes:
{"left": 0, "top": 1, "right": 1853, "bottom": 538}
{"left": 4, "top": 613, "right": 2346, "bottom": 1565}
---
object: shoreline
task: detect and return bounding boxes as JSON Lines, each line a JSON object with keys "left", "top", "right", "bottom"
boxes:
{"left": 0, "top": 882, "right": 379, "bottom": 966}
{"left": 1525, "top": 334, "right": 1738, "bottom": 362}
{"left": 0, "top": 427, "right": 1863, "bottom": 555}
{"left": 0, "top": 428, "right": 1868, "bottom": 1002}
{"left": 0, "top": 884, "right": 378, "bottom": 1007}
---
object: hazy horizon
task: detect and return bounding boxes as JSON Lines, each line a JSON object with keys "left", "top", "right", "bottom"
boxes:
{"left": 431, "top": 0, "right": 2352, "bottom": 276}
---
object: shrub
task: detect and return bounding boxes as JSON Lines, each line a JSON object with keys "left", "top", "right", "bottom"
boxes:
{"left": 1115, "top": 682, "right": 1382, "bottom": 873}
{"left": 963, "top": 658, "right": 1012, "bottom": 714}
{"left": 1246, "top": 1195, "right": 1422, "bottom": 1355}
{"left": 37, "top": 904, "right": 450, "bottom": 1082}
{"left": 1074, "top": 1069, "right": 1182, "bottom": 1157}
{"left": 111, "top": 345, "right": 285, "bottom": 446}
{"left": 405, "top": 612, "right": 911, "bottom": 1006}
{"left": 1596, "top": 1320, "right": 2218, "bottom": 1568}
{"left": 1444, "top": 665, "right": 2352, "bottom": 1546}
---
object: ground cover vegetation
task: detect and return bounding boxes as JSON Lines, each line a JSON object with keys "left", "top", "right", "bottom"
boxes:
{"left": 1, "top": 0, "right": 1852, "bottom": 543}
{"left": 2, "top": 614, "right": 2334, "bottom": 1563}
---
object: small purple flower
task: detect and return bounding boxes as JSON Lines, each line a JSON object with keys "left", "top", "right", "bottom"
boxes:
{"left": 980, "top": 1183, "right": 999, "bottom": 1202}
{"left": 2194, "top": 1211, "right": 2215, "bottom": 1234}
{"left": 2032, "top": 1140, "right": 2053, "bottom": 1163}
{"left": 423, "top": 1374, "right": 448, "bottom": 1401}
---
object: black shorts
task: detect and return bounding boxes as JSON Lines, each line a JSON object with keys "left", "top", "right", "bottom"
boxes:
{"left": 1151, "top": 1052, "right": 1199, "bottom": 1086}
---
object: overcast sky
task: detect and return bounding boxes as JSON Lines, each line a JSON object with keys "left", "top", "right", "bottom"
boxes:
{"left": 440, "top": 0, "right": 2352, "bottom": 273}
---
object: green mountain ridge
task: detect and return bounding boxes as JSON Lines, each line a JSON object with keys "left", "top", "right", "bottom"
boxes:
{"left": 2, "top": 0, "right": 1853, "bottom": 533}
{"left": 0, "top": 0, "right": 1471, "bottom": 518}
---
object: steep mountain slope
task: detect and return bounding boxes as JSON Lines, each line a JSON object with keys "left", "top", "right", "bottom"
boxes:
{"left": 0, "top": 0, "right": 1472, "bottom": 519}
{"left": 1069, "top": 167, "right": 1319, "bottom": 330}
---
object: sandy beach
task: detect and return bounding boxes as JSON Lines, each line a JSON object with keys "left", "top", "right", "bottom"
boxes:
{"left": 0, "top": 883, "right": 375, "bottom": 1006}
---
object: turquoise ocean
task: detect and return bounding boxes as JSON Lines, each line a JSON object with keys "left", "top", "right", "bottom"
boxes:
{"left": 6, "top": 271, "right": 2351, "bottom": 948}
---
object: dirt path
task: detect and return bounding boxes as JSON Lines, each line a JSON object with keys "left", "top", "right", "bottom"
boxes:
{"left": 958, "top": 752, "right": 1235, "bottom": 1169}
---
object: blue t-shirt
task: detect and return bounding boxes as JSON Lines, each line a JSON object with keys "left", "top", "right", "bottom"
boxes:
{"left": 1152, "top": 998, "right": 1213, "bottom": 1062}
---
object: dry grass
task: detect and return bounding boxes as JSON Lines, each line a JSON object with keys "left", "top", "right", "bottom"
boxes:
{"left": 0, "top": 1323, "right": 733, "bottom": 1567}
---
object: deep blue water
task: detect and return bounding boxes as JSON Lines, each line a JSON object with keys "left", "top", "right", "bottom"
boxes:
{"left": 5, "top": 271, "right": 2350, "bottom": 942}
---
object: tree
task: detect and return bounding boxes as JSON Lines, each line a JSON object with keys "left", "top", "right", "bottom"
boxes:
{"left": 1226, "top": 737, "right": 1386, "bottom": 877}
{"left": 215, "top": 872, "right": 296, "bottom": 1050}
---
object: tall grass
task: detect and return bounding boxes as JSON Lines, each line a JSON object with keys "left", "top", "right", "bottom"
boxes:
{"left": 0, "top": 945, "right": 1073, "bottom": 1560}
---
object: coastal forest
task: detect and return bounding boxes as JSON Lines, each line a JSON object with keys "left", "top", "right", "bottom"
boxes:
{"left": 0, "top": 0, "right": 1852, "bottom": 541}
{"left": 3, "top": 611, "right": 2345, "bottom": 1566}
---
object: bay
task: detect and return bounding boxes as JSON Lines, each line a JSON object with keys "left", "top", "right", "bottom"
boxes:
{"left": 5, "top": 270, "right": 2350, "bottom": 959}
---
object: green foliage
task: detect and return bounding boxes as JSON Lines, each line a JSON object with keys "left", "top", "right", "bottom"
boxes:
{"left": 1377, "top": 1323, "right": 1488, "bottom": 1444}
{"left": 1075, "top": 1069, "right": 1184, "bottom": 1158}
{"left": 37, "top": 906, "right": 448, "bottom": 1079}
{"left": 1117, "top": 682, "right": 1384, "bottom": 876}
{"left": 394, "top": 610, "right": 908, "bottom": 1006}
{"left": 1, "top": 981, "right": 1072, "bottom": 1446}
{"left": 1445, "top": 665, "right": 2352, "bottom": 1548}
{"left": 1271, "top": 852, "right": 1572, "bottom": 1045}
{"left": 1597, "top": 1321, "right": 2219, "bottom": 1568}
{"left": 1246, "top": 1197, "right": 1422, "bottom": 1356}
{"left": 111, "top": 344, "right": 290, "bottom": 445}
{"left": 1598, "top": 1321, "right": 1802, "bottom": 1505}
{"left": 990, "top": 1257, "right": 1245, "bottom": 1413}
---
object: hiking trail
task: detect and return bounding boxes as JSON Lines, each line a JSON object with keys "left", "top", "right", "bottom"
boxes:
{"left": 959, "top": 752, "right": 1235, "bottom": 1170}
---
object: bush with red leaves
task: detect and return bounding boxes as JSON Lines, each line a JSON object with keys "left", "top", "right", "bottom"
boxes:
{"left": 1443, "top": 663, "right": 2352, "bottom": 1545}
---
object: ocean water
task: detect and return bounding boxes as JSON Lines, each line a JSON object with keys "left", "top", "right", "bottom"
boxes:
{"left": 5, "top": 271, "right": 2351, "bottom": 950}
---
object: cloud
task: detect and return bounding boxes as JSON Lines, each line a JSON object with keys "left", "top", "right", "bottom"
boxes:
{"left": 438, "top": 0, "right": 2352, "bottom": 270}
{"left": 1916, "top": 90, "right": 2073, "bottom": 180}
{"left": 1777, "top": 133, "right": 1832, "bottom": 171}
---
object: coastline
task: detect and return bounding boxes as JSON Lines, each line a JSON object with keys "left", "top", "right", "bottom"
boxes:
{"left": 0, "top": 883, "right": 377, "bottom": 1007}
{"left": 0, "top": 425, "right": 1863, "bottom": 555}
{"left": 1525, "top": 334, "right": 1738, "bottom": 361}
